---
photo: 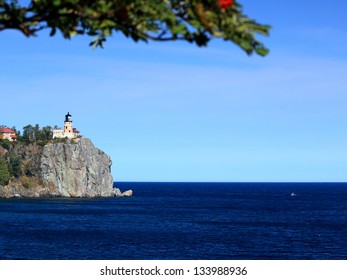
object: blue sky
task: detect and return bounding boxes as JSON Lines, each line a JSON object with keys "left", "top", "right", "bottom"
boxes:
{"left": 1, "top": 1, "right": 347, "bottom": 182}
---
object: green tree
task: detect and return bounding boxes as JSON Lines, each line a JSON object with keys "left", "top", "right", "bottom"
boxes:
{"left": 0, "top": 157, "right": 10, "bottom": 186}
{"left": 0, "top": 139, "right": 11, "bottom": 150}
{"left": 0, "top": 124, "right": 4, "bottom": 141}
{"left": 0, "top": 0, "right": 270, "bottom": 56}
{"left": 34, "top": 125, "right": 53, "bottom": 145}
{"left": 40, "top": 126, "right": 53, "bottom": 141}
{"left": 22, "top": 124, "right": 35, "bottom": 143}
{"left": 9, "top": 156, "right": 21, "bottom": 178}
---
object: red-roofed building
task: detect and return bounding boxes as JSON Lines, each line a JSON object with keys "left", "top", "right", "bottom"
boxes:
{"left": 73, "top": 128, "right": 80, "bottom": 134}
{"left": 0, "top": 127, "right": 17, "bottom": 142}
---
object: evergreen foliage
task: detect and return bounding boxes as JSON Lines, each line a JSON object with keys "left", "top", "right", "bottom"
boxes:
{"left": 8, "top": 156, "right": 21, "bottom": 178}
{"left": 20, "top": 124, "right": 53, "bottom": 144}
{"left": 0, "top": 139, "right": 11, "bottom": 150}
{"left": 0, "top": 157, "right": 10, "bottom": 186}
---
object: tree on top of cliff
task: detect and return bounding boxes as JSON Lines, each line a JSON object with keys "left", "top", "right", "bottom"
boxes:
{"left": 18, "top": 124, "right": 53, "bottom": 145}
{"left": 0, "top": 0, "right": 270, "bottom": 56}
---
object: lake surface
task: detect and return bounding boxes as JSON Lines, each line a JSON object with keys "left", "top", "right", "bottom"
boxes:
{"left": 0, "top": 182, "right": 346, "bottom": 259}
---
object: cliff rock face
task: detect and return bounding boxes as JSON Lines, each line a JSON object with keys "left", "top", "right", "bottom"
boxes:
{"left": 40, "top": 138, "right": 115, "bottom": 197}
{"left": 0, "top": 138, "right": 128, "bottom": 198}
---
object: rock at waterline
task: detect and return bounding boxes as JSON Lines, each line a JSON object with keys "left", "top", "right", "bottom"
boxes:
{"left": 121, "top": 190, "right": 133, "bottom": 197}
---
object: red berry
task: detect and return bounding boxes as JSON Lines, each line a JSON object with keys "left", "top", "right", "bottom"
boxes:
{"left": 218, "top": 0, "right": 233, "bottom": 10}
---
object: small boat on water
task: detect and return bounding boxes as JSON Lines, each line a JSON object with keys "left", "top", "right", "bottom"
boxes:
{"left": 290, "top": 192, "right": 297, "bottom": 197}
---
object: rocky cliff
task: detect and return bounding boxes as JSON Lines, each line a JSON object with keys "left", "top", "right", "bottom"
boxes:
{"left": 0, "top": 138, "right": 128, "bottom": 198}
{"left": 40, "top": 138, "right": 117, "bottom": 197}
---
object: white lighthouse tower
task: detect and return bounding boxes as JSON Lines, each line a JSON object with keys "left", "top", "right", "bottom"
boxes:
{"left": 64, "top": 112, "right": 73, "bottom": 135}
{"left": 53, "top": 112, "right": 80, "bottom": 139}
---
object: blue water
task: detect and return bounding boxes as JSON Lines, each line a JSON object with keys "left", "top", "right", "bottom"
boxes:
{"left": 0, "top": 182, "right": 346, "bottom": 260}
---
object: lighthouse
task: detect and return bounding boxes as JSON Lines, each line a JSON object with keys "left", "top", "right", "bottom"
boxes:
{"left": 53, "top": 112, "right": 80, "bottom": 139}
{"left": 64, "top": 112, "right": 73, "bottom": 134}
